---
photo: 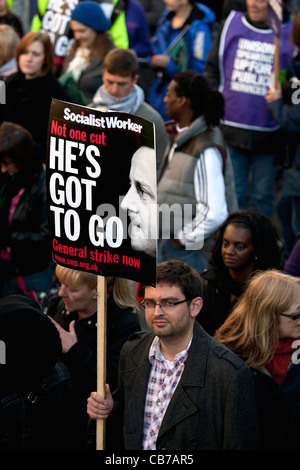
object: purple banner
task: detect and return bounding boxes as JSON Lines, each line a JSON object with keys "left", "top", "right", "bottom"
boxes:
{"left": 267, "top": 0, "right": 283, "bottom": 37}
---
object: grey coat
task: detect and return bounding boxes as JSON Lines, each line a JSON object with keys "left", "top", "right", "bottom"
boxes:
{"left": 109, "top": 322, "right": 260, "bottom": 450}
{"left": 75, "top": 58, "right": 106, "bottom": 103}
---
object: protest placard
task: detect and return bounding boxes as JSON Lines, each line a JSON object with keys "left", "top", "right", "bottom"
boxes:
{"left": 267, "top": 0, "right": 283, "bottom": 89}
{"left": 47, "top": 98, "right": 157, "bottom": 286}
{"left": 46, "top": 98, "right": 157, "bottom": 449}
{"left": 267, "top": 0, "right": 282, "bottom": 38}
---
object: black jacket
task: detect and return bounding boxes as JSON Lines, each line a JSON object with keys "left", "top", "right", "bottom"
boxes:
{"left": 0, "top": 155, "right": 52, "bottom": 276}
{"left": 0, "top": 71, "right": 72, "bottom": 158}
{"left": 251, "top": 362, "right": 300, "bottom": 450}
{"left": 197, "top": 267, "right": 246, "bottom": 336}
{"left": 0, "top": 293, "right": 72, "bottom": 450}
{"left": 47, "top": 294, "right": 141, "bottom": 391}
{"left": 0, "top": 363, "right": 72, "bottom": 450}
{"left": 47, "top": 294, "right": 141, "bottom": 448}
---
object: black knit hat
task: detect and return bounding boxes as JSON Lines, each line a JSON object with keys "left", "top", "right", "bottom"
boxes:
{"left": 0, "top": 293, "right": 62, "bottom": 391}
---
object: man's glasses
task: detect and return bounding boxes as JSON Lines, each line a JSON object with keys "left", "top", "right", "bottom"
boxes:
{"left": 140, "top": 299, "right": 190, "bottom": 312}
{"left": 280, "top": 312, "right": 300, "bottom": 321}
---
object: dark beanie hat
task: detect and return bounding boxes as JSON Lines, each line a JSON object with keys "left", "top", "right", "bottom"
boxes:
{"left": 0, "top": 293, "right": 62, "bottom": 391}
{"left": 71, "top": 1, "right": 111, "bottom": 33}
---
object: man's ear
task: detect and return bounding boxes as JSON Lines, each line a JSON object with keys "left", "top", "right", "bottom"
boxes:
{"left": 177, "top": 95, "right": 187, "bottom": 106}
{"left": 190, "top": 297, "right": 203, "bottom": 318}
{"left": 133, "top": 74, "right": 139, "bottom": 85}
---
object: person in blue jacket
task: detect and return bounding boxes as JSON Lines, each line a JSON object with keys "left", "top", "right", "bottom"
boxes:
{"left": 125, "top": 0, "right": 151, "bottom": 58}
{"left": 147, "top": 0, "right": 215, "bottom": 120}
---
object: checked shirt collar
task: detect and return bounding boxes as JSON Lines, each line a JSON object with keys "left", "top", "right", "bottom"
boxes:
{"left": 142, "top": 336, "right": 191, "bottom": 450}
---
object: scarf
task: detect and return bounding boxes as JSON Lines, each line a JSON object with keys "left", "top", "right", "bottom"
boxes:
{"left": 266, "top": 338, "right": 294, "bottom": 386}
{"left": 62, "top": 47, "right": 90, "bottom": 81}
{"left": 92, "top": 83, "right": 144, "bottom": 114}
{"left": 0, "top": 58, "right": 17, "bottom": 79}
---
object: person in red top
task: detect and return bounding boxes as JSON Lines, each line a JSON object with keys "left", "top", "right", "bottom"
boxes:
{"left": 215, "top": 269, "right": 300, "bottom": 449}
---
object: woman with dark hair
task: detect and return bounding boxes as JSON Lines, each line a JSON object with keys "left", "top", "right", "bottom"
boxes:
{"left": 197, "top": 209, "right": 283, "bottom": 336}
{"left": 0, "top": 122, "right": 54, "bottom": 299}
{"left": 0, "top": 30, "right": 71, "bottom": 159}
{"left": 215, "top": 269, "right": 300, "bottom": 449}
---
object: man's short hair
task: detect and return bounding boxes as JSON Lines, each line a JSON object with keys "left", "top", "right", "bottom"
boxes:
{"left": 141, "top": 260, "right": 203, "bottom": 299}
{"left": 103, "top": 47, "right": 139, "bottom": 78}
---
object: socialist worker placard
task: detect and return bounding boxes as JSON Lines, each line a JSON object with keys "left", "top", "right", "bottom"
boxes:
{"left": 46, "top": 99, "right": 157, "bottom": 286}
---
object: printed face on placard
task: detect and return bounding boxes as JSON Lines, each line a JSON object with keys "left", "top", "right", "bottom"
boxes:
{"left": 121, "top": 146, "right": 156, "bottom": 258}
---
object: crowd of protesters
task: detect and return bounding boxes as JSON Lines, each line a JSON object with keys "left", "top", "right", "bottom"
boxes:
{"left": 0, "top": 0, "right": 300, "bottom": 451}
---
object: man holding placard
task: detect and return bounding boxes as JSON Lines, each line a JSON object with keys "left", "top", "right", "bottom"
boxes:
{"left": 87, "top": 259, "right": 259, "bottom": 450}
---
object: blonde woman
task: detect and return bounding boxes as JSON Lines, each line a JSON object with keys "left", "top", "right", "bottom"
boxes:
{"left": 47, "top": 265, "right": 141, "bottom": 449}
{"left": 0, "top": 24, "right": 19, "bottom": 80}
{"left": 215, "top": 269, "right": 300, "bottom": 450}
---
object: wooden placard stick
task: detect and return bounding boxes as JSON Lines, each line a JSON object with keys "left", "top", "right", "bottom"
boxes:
{"left": 96, "top": 275, "right": 107, "bottom": 450}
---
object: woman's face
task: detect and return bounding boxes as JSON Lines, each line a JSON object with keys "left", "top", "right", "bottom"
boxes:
{"left": 246, "top": 0, "right": 268, "bottom": 24}
{"left": 0, "top": 157, "right": 21, "bottom": 176}
{"left": 18, "top": 40, "right": 45, "bottom": 79}
{"left": 278, "top": 294, "right": 300, "bottom": 339}
{"left": 163, "top": 0, "right": 186, "bottom": 13}
{"left": 221, "top": 224, "right": 255, "bottom": 271}
{"left": 0, "top": 0, "right": 7, "bottom": 17}
{"left": 58, "top": 280, "right": 97, "bottom": 318}
{"left": 70, "top": 20, "right": 98, "bottom": 49}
